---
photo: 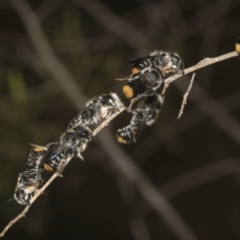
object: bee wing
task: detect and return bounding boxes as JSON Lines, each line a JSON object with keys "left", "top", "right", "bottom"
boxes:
{"left": 43, "top": 143, "right": 64, "bottom": 161}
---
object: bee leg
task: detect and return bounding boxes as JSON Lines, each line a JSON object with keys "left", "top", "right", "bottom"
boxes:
{"left": 76, "top": 152, "right": 84, "bottom": 161}
{"left": 116, "top": 73, "right": 141, "bottom": 82}
{"left": 56, "top": 161, "right": 67, "bottom": 177}
{"left": 128, "top": 89, "right": 153, "bottom": 111}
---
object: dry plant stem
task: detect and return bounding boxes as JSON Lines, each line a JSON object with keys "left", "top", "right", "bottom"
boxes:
{"left": 0, "top": 105, "right": 125, "bottom": 238}
{"left": 6, "top": 1, "right": 198, "bottom": 238}
{"left": 93, "top": 104, "right": 126, "bottom": 135}
{"left": 0, "top": 170, "right": 60, "bottom": 237}
{"left": 129, "top": 51, "right": 238, "bottom": 109}
{"left": 0, "top": 51, "right": 238, "bottom": 238}
{"left": 3, "top": 1, "right": 239, "bottom": 237}
{"left": 177, "top": 73, "right": 196, "bottom": 118}
{"left": 9, "top": 0, "right": 88, "bottom": 110}
{"left": 162, "top": 51, "right": 238, "bottom": 95}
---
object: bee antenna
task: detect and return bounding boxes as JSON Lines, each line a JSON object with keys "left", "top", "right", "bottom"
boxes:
{"left": 1, "top": 198, "right": 14, "bottom": 208}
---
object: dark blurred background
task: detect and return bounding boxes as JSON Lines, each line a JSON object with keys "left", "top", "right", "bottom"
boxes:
{"left": 1, "top": 0, "right": 240, "bottom": 239}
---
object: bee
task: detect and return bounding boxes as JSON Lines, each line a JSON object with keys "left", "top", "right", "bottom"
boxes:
{"left": 149, "top": 50, "right": 184, "bottom": 75}
{"left": 117, "top": 50, "right": 184, "bottom": 99}
{"left": 14, "top": 145, "right": 48, "bottom": 205}
{"left": 116, "top": 91, "right": 163, "bottom": 144}
{"left": 67, "top": 92, "right": 122, "bottom": 131}
{"left": 43, "top": 125, "right": 93, "bottom": 173}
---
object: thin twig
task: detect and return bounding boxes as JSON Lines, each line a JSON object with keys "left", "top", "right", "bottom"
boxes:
{"left": 1, "top": 50, "right": 238, "bottom": 237}
{"left": 3, "top": 0, "right": 239, "bottom": 238}
{"left": 0, "top": 170, "right": 58, "bottom": 237}
{"left": 97, "top": 129, "right": 198, "bottom": 240}
{"left": 93, "top": 104, "right": 126, "bottom": 135}
{"left": 6, "top": 1, "right": 198, "bottom": 239}
{"left": 0, "top": 105, "right": 125, "bottom": 238}
{"left": 161, "top": 51, "right": 238, "bottom": 95}
{"left": 129, "top": 51, "right": 238, "bottom": 111}
{"left": 177, "top": 73, "right": 196, "bottom": 118}
{"left": 175, "top": 77, "right": 240, "bottom": 145}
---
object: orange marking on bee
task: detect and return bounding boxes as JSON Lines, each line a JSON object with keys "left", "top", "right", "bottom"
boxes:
{"left": 44, "top": 164, "right": 54, "bottom": 172}
{"left": 123, "top": 85, "right": 134, "bottom": 99}
{"left": 131, "top": 68, "right": 139, "bottom": 74}
{"left": 116, "top": 135, "right": 127, "bottom": 144}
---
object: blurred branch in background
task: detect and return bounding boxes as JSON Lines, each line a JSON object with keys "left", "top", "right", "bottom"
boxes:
{"left": 1, "top": 44, "right": 237, "bottom": 237}
{"left": 35, "top": 0, "right": 66, "bottom": 23}
{"left": 9, "top": 0, "right": 87, "bottom": 110}
{"left": 135, "top": 157, "right": 240, "bottom": 216}
{"left": 72, "top": 0, "right": 150, "bottom": 50}
{"left": 175, "top": 79, "right": 240, "bottom": 145}
{"left": 160, "top": 157, "right": 240, "bottom": 199}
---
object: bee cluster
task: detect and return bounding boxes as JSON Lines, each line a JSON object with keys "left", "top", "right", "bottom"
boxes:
{"left": 14, "top": 50, "right": 184, "bottom": 205}
{"left": 116, "top": 50, "right": 184, "bottom": 144}
{"left": 14, "top": 92, "right": 122, "bottom": 205}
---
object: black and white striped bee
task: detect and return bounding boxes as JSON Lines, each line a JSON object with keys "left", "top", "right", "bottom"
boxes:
{"left": 149, "top": 50, "right": 184, "bottom": 75}
{"left": 43, "top": 125, "right": 93, "bottom": 173}
{"left": 14, "top": 145, "right": 48, "bottom": 205}
{"left": 117, "top": 50, "right": 184, "bottom": 99}
{"left": 67, "top": 92, "right": 122, "bottom": 131}
{"left": 116, "top": 91, "right": 163, "bottom": 144}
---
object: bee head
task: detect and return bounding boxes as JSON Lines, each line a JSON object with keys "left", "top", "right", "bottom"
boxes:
{"left": 75, "top": 126, "right": 93, "bottom": 141}
{"left": 43, "top": 163, "right": 54, "bottom": 172}
{"left": 123, "top": 84, "right": 134, "bottom": 99}
{"left": 14, "top": 187, "right": 32, "bottom": 206}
